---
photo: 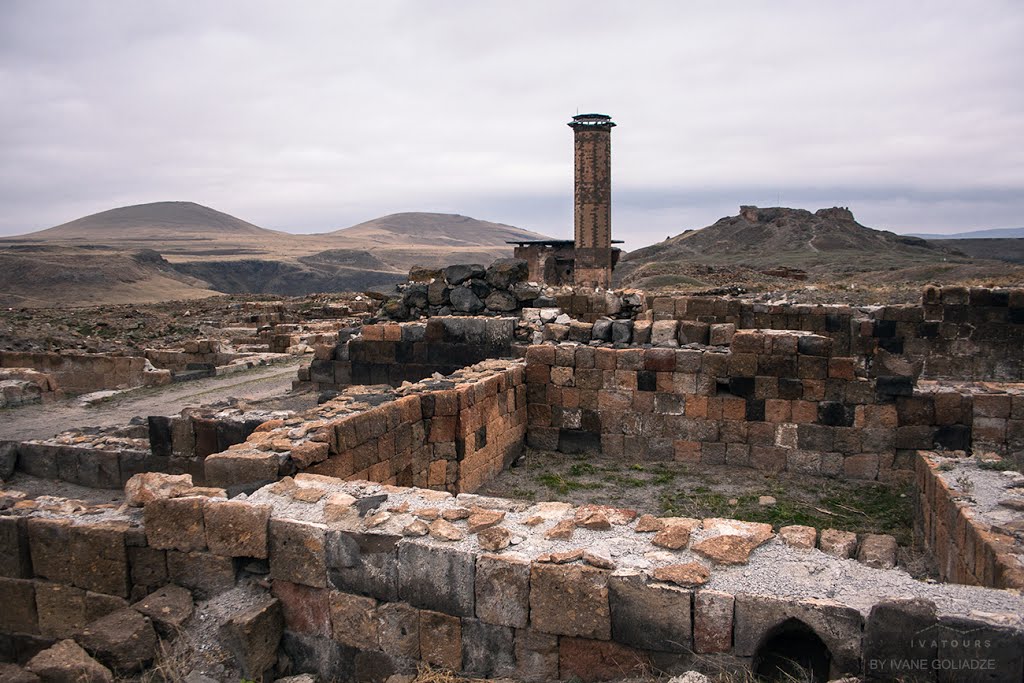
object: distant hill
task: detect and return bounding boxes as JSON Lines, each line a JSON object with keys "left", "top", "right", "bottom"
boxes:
{"left": 23, "top": 201, "right": 286, "bottom": 240}
{"left": 0, "top": 205, "right": 552, "bottom": 305}
{"left": 0, "top": 245, "right": 219, "bottom": 307}
{"left": 909, "top": 227, "right": 1024, "bottom": 240}
{"left": 927, "top": 238, "right": 1024, "bottom": 264}
{"left": 328, "top": 212, "right": 550, "bottom": 247}
{"left": 615, "top": 206, "right": 978, "bottom": 290}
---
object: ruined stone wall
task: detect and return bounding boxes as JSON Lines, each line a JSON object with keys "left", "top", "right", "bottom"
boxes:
{"left": 6, "top": 409, "right": 279, "bottom": 489}
{"left": 307, "top": 318, "right": 519, "bottom": 392}
{"left": 916, "top": 452, "right": 1024, "bottom": 590}
{"left": 0, "top": 352, "right": 169, "bottom": 395}
{"left": 5, "top": 482, "right": 1023, "bottom": 680}
{"left": 523, "top": 330, "right": 1024, "bottom": 483}
{"left": 524, "top": 331, "right": 920, "bottom": 482}
{"left": 647, "top": 286, "right": 1024, "bottom": 380}
{"left": 207, "top": 360, "right": 526, "bottom": 495}
{"left": 0, "top": 368, "right": 61, "bottom": 408}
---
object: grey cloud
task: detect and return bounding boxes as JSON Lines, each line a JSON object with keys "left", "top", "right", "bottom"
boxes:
{"left": 1, "top": 1, "right": 1021, "bottom": 246}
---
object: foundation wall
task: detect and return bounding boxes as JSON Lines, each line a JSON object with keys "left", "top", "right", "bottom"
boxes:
{"left": 309, "top": 318, "right": 518, "bottom": 392}
{"left": 525, "top": 333, "right": 912, "bottom": 482}
{"left": 0, "top": 351, "right": 166, "bottom": 395}
{"left": 523, "top": 331, "right": 1023, "bottom": 483}
{"left": 4, "top": 483, "right": 1023, "bottom": 680}
{"left": 915, "top": 452, "right": 1024, "bottom": 590}
{"left": 207, "top": 361, "right": 527, "bottom": 495}
{"left": 647, "top": 286, "right": 1024, "bottom": 381}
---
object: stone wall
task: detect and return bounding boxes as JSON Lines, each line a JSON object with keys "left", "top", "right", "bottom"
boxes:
{"left": 5, "top": 408, "right": 284, "bottom": 489}
{"left": 0, "top": 369, "right": 61, "bottom": 408}
{"left": 207, "top": 360, "right": 527, "bottom": 495}
{"left": 522, "top": 330, "right": 1024, "bottom": 483}
{"left": 647, "top": 286, "right": 1024, "bottom": 381}
{"left": 525, "top": 331, "right": 913, "bottom": 481}
{"left": 0, "top": 352, "right": 170, "bottom": 395}
{"left": 915, "top": 452, "right": 1024, "bottom": 590}
{"left": 5, "top": 481, "right": 1023, "bottom": 681}
{"left": 307, "top": 317, "right": 519, "bottom": 391}
{"left": 382, "top": 260, "right": 540, "bottom": 321}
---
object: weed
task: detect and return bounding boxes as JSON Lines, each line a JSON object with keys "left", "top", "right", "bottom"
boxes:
{"left": 652, "top": 470, "right": 676, "bottom": 485}
{"left": 954, "top": 474, "right": 974, "bottom": 496}
{"left": 535, "top": 473, "right": 601, "bottom": 495}
{"left": 569, "top": 462, "right": 597, "bottom": 476}
{"left": 978, "top": 458, "right": 1017, "bottom": 472}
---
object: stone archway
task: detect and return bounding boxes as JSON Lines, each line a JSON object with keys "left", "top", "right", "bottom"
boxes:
{"left": 753, "top": 617, "right": 832, "bottom": 682}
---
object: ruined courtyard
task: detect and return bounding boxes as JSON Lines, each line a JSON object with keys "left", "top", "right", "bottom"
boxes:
{"left": 2, "top": 266, "right": 1024, "bottom": 683}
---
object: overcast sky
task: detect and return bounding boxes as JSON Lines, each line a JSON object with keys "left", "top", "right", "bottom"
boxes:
{"left": 2, "top": 1, "right": 1022, "bottom": 251}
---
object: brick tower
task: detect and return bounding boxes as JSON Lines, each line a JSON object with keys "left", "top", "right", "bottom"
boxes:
{"left": 569, "top": 113, "right": 615, "bottom": 288}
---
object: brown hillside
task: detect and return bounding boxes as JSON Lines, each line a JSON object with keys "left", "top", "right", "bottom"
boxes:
{"left": 26, "top": 201, "right": 285, "bottom": 239}
{"left": 0, "top": 205, "right": 553, "bottom": 305}
{"left": 615, "top": 206, "right": 994, "bottom": 290}
{"left": 0, "top": 246, "right": 219, "bottom": 307}
{"left": 328, "top": 212, "right": 550, "bottom": 247}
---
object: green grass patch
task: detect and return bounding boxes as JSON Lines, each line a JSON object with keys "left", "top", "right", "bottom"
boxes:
{"left": 569, "top": 463, "right": 597, "bottom": 476}
{"left": 659, "top": 481, "right": 915, "bottom": 544}
{"left": 978, "top": 458, "right": 1019, "bottom": 472}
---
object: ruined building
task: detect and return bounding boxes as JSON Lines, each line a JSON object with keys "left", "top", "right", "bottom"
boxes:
{"left": 512, "top": 113, "right": 622, "bottom": 287}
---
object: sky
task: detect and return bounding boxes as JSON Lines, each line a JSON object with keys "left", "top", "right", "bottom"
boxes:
{"left": 1, "top": 1, "right": 1022, "bottom": 252}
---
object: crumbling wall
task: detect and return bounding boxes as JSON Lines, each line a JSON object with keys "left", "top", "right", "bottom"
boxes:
{"left": 0, "top": 369, "right": 61, "bottom": 408}
{"left": 0, "top": 351, "right": 170, "bottom": 395}
{"left": 6, "top": 409, "right": 282, "bottom": 489}
{"left": 916, "top": 452, "right": 1024, "bottom": 589}
{"left": 524, "top": 331, "right": 914, "bottom": 481}
{"left": 307, "top": 317, "right": 519, "bottom": 391}
{"left": 647, "top": 286, "right": 1024, "bottom": 381}
{"left": 206, "top": 360, "right": 526, "bottom": 495}
{"left": 5, "top": 481, "right": 1023, "bottom": 681}
{"left": 522, "top": 330, "right": 1022, "bottom": 483}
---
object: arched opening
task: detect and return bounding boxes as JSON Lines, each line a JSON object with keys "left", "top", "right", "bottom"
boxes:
{"left": 752, "top": 618, "right": 832, "bottom": 682}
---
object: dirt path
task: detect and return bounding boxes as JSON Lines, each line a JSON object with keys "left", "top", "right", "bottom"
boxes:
{"left": 0, "top": 358, "right": 307, "bottom": 442}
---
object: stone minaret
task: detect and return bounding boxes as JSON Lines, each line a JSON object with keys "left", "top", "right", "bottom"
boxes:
{"left": 568, "top": 113, "right": 615, "bottom": 288}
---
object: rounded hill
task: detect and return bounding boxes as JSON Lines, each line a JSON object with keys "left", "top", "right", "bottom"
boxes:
{"left": 24, "top": 201, "right": 283, "bottom": 240}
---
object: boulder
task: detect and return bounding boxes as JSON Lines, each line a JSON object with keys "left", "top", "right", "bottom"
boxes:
{"left": 25, "top": 640, "right": 112, "bottom": 683}
{"left": 652, "top": 562, "right": 710, "bottom": 587}
{"left": 123, "top": 472, "right": 193, "bottom": 507}
{"left": 401, "top": 284, "right": 429, "bottom": 310}
{"left": 0, "top": 664, "right": 40, "bottom": 683}
{"left": 444, "top": 264, "right": 485, "bottom": 286}
{"left": 691, "top": 535, "right": 762, "bottom": 565}
{"left": 408, "top": 266, "right": 443, "bottom": 282}
{"left": 484, "top": 290, "right": 518, "bottom": 312}
{"left": 381, "top": 300, "right": 408, "bottom": 320}
{"left": 219, "top": 597, "right": 284, "bottom": 680}
{"left": 512, "top": 281, "right": 541, "bottom": 302}
{"left": 427, "top": 279, "right": 450, "bottom": 306}
{"left": 477, "top": 526, "right": 511, "bottom": 552}
{"left": 75, "top": 608, "right": 157, "bottom": 673}
{"left": 611, "top": 320, "right": 634, "bottom": 344}
{"left": 819, "top": 528, "right": 858, "bottom": 558}
{"left": 857, "top": 534, "right": 898, "bottom": 569}
{"left": 485, "top": 258, "right": 529, "bottom": 289}
{"left": 450, "top": 287, "right": 485, "bottom": 313}
{"left": 467, "top": 278, "right": 491, "bottom": 300}
{"left": 131, "top": 584, "right": 194, "bottom": 638}
{"left": 591, "top": 318, "right": 613, "bottom": 342}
